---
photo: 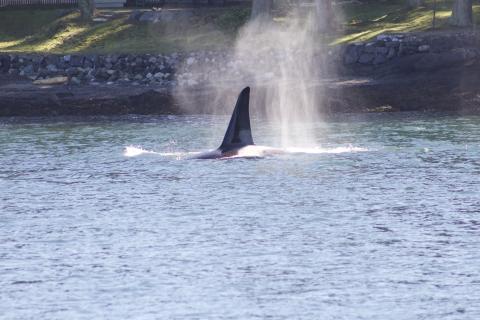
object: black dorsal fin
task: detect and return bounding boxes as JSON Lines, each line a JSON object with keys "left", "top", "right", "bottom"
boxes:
{"left": 219, "top": 87, "right": 254, "bottom": 152}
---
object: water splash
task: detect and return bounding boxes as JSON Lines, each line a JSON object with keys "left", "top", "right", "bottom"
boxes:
{"left": 234, "top": 10, "right": 323, "bottom": 147}
{"left": 124, "top": 146, "right": 157, "bottom": 157}
{"left": 123, "top": 146, "right": 186, "bottom": 158}
{"left": 175, "top": 5, "right": 330, "bottom": 148}
{"left": 124, "top": 145, "right": 368, "bottom": 160}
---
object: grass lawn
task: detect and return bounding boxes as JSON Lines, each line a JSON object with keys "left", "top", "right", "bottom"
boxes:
{"left": 0, "top": 1, "right": 478, "bottom": 54}
{"left": 0, "top": 7, "right": 249, "bottom": 54}
{"left": 336, "top": 0, "right": 480, "bottom": 44}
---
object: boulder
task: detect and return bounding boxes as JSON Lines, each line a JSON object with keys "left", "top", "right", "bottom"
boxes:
{"left": 418, "top": 44, "right": 430, "bottom": 53}
{"left": 46, "top": 64, "right": 58, "bottom": 73}
{"left": 344, "top": 44, "right": 361, "bottom": 64}
{"left": 373, "top": 54, "right": 387, "bottom": 65}
{"left": 22, "top": 64, "right": 35, "bottom": 76}
{"left": 70, "top": 77, "right": 81, "bottom": 85}
{"left": 375, "top": 47, "right": 389, "bottom": 55}
{"left": 0, "top": 55, "right": 11, "bottom": 72}
{"left": 70, "top": 55, "right": 84, "bottom": 67}
{"left": 387, "top": 47, "right": 397, "bottom": 59}
{"left": 358, "top": 53, "right": 374, "bottom": 64}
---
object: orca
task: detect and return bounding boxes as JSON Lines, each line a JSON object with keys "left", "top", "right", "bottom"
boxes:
{"left": 192, "top": 87, "right": 284, "bottom": 159}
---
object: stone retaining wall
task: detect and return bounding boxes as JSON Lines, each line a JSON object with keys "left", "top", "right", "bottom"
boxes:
{"left": 342, "top": 32, "right": 480, "bottom": 66}
{"left": 1, "top": 32, "right": 479, "bottom": 86}
{"left": 0, "top": 52, "right": 182, "bottom": 86}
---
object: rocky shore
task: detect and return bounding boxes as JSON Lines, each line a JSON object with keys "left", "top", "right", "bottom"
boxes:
{"left": 1, "top": 30, "right": 480, "bottom": 117}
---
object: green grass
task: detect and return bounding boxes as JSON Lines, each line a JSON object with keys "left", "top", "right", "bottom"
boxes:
{"left": 0, "top": 7, "right": 249, "bottom": 54}
{"left": 335, "top": 0, "right": 480, "bottom": 44}
{"left": 0, "top": 2, "right": 478, "bottom": 54}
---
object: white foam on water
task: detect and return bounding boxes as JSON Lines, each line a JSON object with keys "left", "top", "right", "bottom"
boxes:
{"left": 123, "top": 146, "right": 187, "bottom": 158}
{"left": 285, "top": 146, "right": 370, "bottom": 154}
{"left": 124, "top": 146, "right": 157, "bottom": 157}
{"left": 124, "top": 145, "right": 369, "bottom": 159}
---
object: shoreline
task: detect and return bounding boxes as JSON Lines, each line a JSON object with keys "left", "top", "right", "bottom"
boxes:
{"left": 1, "top": 70, "right": 479, "bottom": 117}
{"left": 1, "top": 31, "right": 480, "bottom": 117}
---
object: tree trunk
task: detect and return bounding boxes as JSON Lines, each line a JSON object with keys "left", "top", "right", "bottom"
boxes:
{"left": 315, "top": 0, "right": 335, "bottom": 32}
{"left": 406, "top": 0, "right": 425, "bottom": 8}
{"left": 251, "top": 0, "right": 273, "bottom": 21}
{"left": 79, "top": 0, "right": 95, "bottom": 22}
{"left": 450, "top": 0, "right": 473, "bottom": 27}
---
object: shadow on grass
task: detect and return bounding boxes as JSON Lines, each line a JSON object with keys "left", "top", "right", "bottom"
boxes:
{"left": 0, "top": 8, "right": 242, "bottom": 54}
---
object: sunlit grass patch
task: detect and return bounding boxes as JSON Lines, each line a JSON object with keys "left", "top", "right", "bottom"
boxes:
{"left": 0, "top": 10, "right": 85, "bottom": 52}
{"left": 334, "top": 8, "right": 452, "bottom": 44}
{"left": 0, "top": 40, "right": 24, "bottom": 50}
{"left": 334, "top": 1, "right": 480, "bottom": 44}
{"left": 55, "top": 18, "right": 133, "bottom": 53}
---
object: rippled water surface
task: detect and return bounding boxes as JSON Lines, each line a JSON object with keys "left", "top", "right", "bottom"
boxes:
{"left": 1, "top": 113, "right": 480, "bottom": 320}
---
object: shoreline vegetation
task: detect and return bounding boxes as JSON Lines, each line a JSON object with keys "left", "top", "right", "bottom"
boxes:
{"left": 1, "top": 1, "right": 480, "bottom": 117}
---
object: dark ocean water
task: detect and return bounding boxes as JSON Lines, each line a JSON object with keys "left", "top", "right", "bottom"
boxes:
{"left": 1, "top": 113, "right": 479, "bottom": 319}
